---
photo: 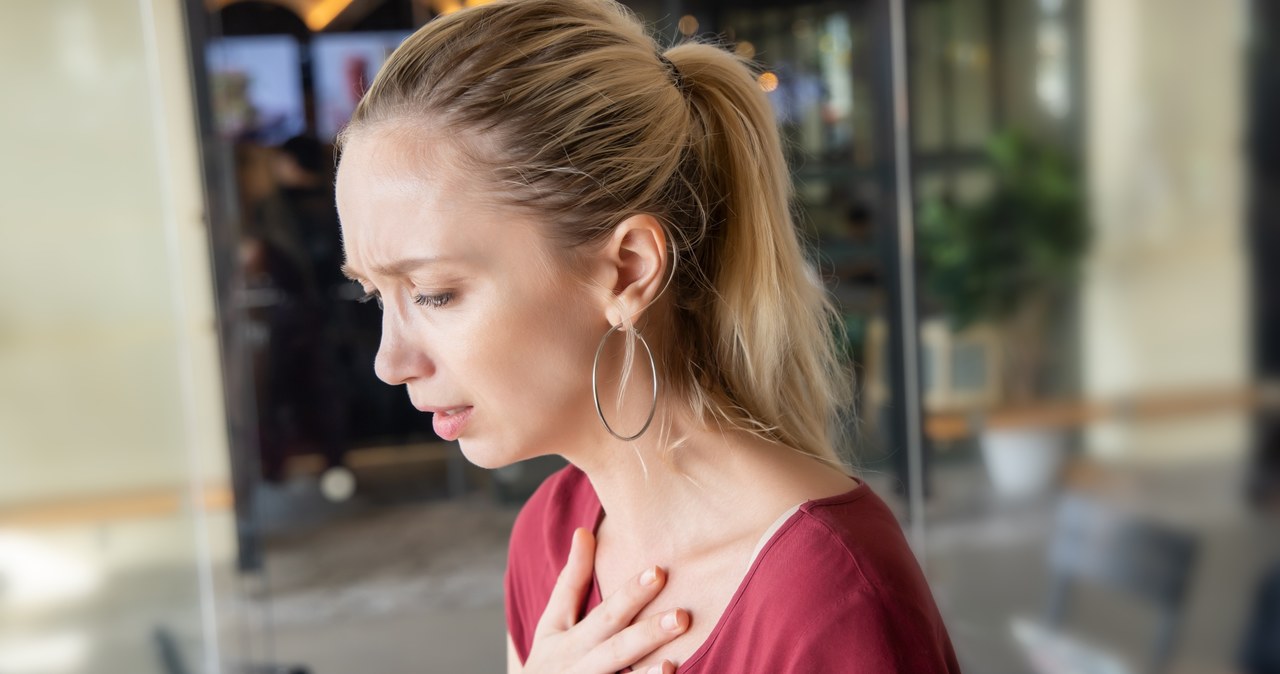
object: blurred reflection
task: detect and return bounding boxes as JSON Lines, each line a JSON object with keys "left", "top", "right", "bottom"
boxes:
{"left": 1238, "top": 450, "right": 1280, "bottom": 674}
{"left": 235, "top": 136, "right": 348, "bottom": 484}
{"left": 908, "top": 0, "right": 1269, "bottom": 672}
{"left": 0, "top": 534, "right": 102, "bottom": 611}
{"left": 1037, "top": 495, "right": 1197, "bottom": 674}
{"left": 2, "top": 0, "right": 227, "bottom": 672}
{"left": 0, "top": 631, "right": 90, "bottom": 674}
{"left": 1239, "top": 573, "right": 1280, "bottom": 674}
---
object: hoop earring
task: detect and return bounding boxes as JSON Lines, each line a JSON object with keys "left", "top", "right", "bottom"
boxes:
{"left": 591, "top": 322, "right": 658, "bottom": 442}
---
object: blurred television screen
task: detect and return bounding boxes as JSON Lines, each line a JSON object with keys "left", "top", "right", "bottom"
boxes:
{"left": 206, "top": 36, "right": 305, "bottom": 145}
{"left": 313, "top": 32, "right": 411, "bottom": 141}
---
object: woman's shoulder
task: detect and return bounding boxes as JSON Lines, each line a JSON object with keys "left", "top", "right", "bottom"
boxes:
{"left": 742, "top": 483, "right": 921, "bottom": 599}
{"left": 713, "top": 485, "right": 960, "bottom": 671}
{"left": 793, "top": 482, "right": 924, "bottom": 592}
{"left": 775, "top": 483, "right": 954, "bottom": 627}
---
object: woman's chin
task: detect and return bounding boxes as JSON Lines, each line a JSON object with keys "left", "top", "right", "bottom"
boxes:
{"left": 456, "top": 439, "right": 522, "bottom": 470}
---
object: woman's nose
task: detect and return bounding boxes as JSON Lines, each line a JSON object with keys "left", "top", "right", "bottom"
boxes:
{"left": 373, "top": 309, "right": 434, "bottom": 386}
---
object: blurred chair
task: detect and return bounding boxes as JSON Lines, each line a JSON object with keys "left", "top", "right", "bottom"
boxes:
{"left": 1042, "top": 494, "right": 1200, "bottom": 674}
{"left": 153, "top": 626, "right": 312, "bottom": 674}
{"left": 153, "top": 627, "right": 191, "bottom": 674}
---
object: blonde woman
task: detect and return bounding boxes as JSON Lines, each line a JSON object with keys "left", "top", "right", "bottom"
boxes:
{"left": 335, "top": 0, "right": 960, "bottom": 671}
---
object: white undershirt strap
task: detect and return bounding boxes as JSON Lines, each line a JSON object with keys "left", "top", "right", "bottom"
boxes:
{"left": 747, "top": 503, "right": 804, "bottom": 567}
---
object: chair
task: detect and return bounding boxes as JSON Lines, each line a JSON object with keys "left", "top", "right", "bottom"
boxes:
{"left": 1042, "top": 494, "right": 1199, "bottom": 674}
{"left": 154, "top": 625, "right": 312, "bottom": 674}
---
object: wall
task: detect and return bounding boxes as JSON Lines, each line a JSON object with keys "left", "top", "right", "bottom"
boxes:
{"left": 0, "top": 0, "right": 228, "bottom": 506}
{"left": 0, "top": 1, "right": 230, "bottom": 671}
{"left": 1082, "top": 0, "right": 1249, "bottom": 461}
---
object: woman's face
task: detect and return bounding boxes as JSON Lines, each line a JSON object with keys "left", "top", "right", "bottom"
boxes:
{"left": 335, "top": 128, "right": 608, "bottom": 469}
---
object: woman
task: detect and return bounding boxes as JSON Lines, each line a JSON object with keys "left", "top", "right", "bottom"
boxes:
{"left": 335, "top": 0, "right": 960, "bottom": 671}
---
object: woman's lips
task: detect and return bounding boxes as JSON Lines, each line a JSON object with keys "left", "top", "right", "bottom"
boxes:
{"left": 432, "top": 406, "right": 473, "bottom": 441}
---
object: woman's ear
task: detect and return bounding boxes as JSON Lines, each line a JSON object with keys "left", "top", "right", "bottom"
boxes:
{"left": 594, "top": 214, "right": 668, "bottom": 327}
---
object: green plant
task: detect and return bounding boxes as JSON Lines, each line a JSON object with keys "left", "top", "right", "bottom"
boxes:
{"left": 918, "top": 131, "right": 1089, "bottom": 402}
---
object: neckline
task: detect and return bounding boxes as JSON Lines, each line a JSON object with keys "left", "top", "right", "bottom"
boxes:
{"left": 584, "top": 473, "right": 866, "bottom": 672}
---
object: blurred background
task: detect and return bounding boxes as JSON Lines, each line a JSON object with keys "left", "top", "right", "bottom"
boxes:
{"left": 1, "top": 0, "right": 1277, "bottom": 672}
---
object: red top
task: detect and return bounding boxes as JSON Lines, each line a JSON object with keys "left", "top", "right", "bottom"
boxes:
{"left": 505, "top": 466, "right": 962, "bottom": 673}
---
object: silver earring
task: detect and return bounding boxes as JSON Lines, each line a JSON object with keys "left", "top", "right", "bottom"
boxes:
{"left": 591, "top": 322, "right": 658, "bottom": 442}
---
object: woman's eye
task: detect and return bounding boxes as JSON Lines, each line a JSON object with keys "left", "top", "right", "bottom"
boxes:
{"left": 413, "top": 292, "right": 454, "bottom": 309}
{"left": 353, "top": 288, "right": 451, "bottom": 310}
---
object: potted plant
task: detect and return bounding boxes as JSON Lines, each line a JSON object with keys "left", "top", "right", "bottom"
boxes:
{"left": 918, "top": 130, "right": 1089, "bottom": 499}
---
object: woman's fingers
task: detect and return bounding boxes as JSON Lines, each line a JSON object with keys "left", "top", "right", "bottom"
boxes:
{"left": 637, "top": 660, "right": 676, "bottom": 674}
{"left": 534, "top": 527, "right": 596, "bottom": 638}
{"left": 586, "top": 608, "right": 689, "bottom": 672}
{"left": 575, "top": 563, "right": 668, "bottom": 644}
{"left": 524, "top": 533, "right": 688, "bottom": 674}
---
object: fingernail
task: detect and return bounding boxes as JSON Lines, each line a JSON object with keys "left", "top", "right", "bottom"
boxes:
{"left": 661, "top": 609, "right": 683, "bottom": 631}
{"left": 641, "top": 566, "right": 659, "bottom": 586}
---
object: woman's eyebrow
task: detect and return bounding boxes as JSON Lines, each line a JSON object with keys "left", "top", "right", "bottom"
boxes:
{"left": 341, "top": 256, "right": 457, "bottom": 280}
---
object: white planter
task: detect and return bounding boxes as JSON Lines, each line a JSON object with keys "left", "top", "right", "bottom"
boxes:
{"left": 980, "top": 427, "right": 1068, "bottom": 500}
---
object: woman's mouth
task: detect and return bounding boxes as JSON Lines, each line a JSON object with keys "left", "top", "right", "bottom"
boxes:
{"left": 432, "top": 406, "right": 474, "bottom": 441}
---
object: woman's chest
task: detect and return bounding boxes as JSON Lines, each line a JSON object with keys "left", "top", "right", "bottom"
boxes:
{"left": 591, "top": 544, "right": 757, "bottom": 672}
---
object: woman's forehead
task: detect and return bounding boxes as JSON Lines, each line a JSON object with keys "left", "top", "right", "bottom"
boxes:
{"left": 336, "top": 130, "right": 553, "bottom": 276}
{"left": 338, "top": 124, "right": 505, "bottom": 227}
{"left": 337, "top": 127, "right": 466, "bottom": 196}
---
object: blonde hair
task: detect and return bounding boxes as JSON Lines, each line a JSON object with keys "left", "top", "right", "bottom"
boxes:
{"left": 340, "top": 0, "right": 854, "bottom": 467}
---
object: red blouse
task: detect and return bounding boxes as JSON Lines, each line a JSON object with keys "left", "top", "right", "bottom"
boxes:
{"left": 505, "top": 466, "right": 962, "bottom": 672}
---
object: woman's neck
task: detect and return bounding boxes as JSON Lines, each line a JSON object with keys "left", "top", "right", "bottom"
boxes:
{"left": 563, "top": 412, "right": 842, "bottom": 564}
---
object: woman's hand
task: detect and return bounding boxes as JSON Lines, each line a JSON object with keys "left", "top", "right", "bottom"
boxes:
{"left": 521, "top": 527, "right": 689, "bottom": 674}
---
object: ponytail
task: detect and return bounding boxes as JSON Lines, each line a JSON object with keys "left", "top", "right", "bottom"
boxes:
{"left": 664, "top": 43, "right": 853, "bottom": 466}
